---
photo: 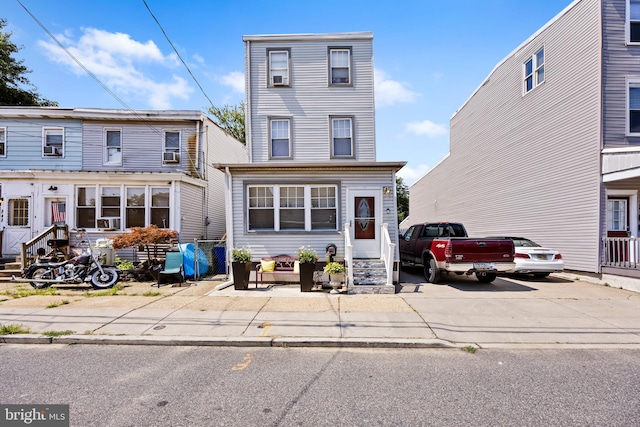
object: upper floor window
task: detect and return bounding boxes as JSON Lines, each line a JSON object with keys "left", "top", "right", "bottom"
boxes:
{"left": 330, "top": 117, "right": 354, "bottom": 158}
{"left": 163, "top": 130, "right": 180, "bottom": 164}
{"left": 524, "top": 47, "right": 544, "bottom": 94}
{"left": 269, "top": 118, "right": 291, "bottom": 159}
{"left": 629, "top": 0, "right": 640, "bottom": 43}
{"left": 43, "top": 127, "right": 63, "bottom": 157}
{"left": 329, "top": 48, "right": 351, "bottom": 85}
{"left": 0, "top": 127, "right": 6, "bottom": 157}
{"left": 268, "top": 49, "right": 290, "bottom": 87}
{"left": 628, "top": 78, "right": 640, "bottom": 135}
{"left": 104, "top": 128, "right": 122, "bottom": 164}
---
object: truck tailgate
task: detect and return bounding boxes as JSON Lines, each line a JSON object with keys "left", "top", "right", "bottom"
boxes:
{"left": 448, "top": 238, "right": 514, "bottom": 262}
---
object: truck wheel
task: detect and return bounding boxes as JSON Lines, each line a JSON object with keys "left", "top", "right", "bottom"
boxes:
{"left": 476, "top": 272, "right": 497, "bottom": 283}
{"left": 424, "top": 258, "right": 441, "bottom": 283}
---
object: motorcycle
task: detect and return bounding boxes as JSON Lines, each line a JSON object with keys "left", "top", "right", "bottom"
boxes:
{"left": 12, "top": 230, "right": 120, "bottom": 289}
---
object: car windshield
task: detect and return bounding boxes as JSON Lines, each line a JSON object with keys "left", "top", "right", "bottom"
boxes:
{"left": 513, "top": 238, "right": 540, "bottom": 247}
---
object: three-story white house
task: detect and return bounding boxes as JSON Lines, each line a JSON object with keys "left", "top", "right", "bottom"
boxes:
{"left": 215, "top": 32, "right": 405, "bottom": 293}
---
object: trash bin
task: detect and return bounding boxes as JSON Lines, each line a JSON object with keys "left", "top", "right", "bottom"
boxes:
{"left": 213, "top": 246, "right": 226, "bottom": 274}
{"left": 93, "top": 247, "right": 114, "bottom": 265}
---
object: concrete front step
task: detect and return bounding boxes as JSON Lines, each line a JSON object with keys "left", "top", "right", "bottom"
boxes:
{"left": 351, "top": 258, "right": 391, "bottom": 289}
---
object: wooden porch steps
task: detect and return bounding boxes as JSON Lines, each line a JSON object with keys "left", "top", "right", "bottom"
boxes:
{"left": 0, "top": 257, "right": 22, "bottom": 278}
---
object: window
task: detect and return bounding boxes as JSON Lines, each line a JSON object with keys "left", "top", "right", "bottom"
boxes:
{"left": 330, "top": 117, "right": 354, "bottom": 158}
{"left": 151, "top": 187, "right": 170, "bottom": 228}
{"left": 629, "top": 0, "right": 640, "bottom": 43}
{"left": 247, "top": 184, "right": 337, "bottom": 232}
{"left": 607, "top": 199, "right": 628, "bottom": 231}
{"left": 101, "top": 187, "right": 121, "bottom": 221}
{"left": 126, "top": 187, "right": 145, "bottom": 228}
{"left": 77, "top": 187, "right": 96, "bottom": 228}
{"left": 0, "top": 127, "right": 6, "bottom": 157}
{"left": 270, "top": 119, "right": 291, "bottom": 158}
{"left": 105, "top": 128, "right": 122, "bottom": 164}
{"left": 163, "top": 130, "right": 180, "bottom": 164}
{"left": 629, "top": 79, "right": 640, "bottom": 134}
{"left": 43, "top": 127, "right": 63, "bottom": 157}
{"left": 329, "top": 48, "right": 351, "bottom": 85}
{"left": 524, "top": 47, "right": 544, "bottom": 94}
{"left": 268, "top": 49, "right": 290, "bottom": 86}
{"left": 8, "top": 198, "right": 29, "bottom": 226}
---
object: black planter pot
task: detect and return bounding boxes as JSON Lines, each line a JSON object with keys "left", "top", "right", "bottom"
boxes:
{"left": 232, "top": 261, "right": 252, "bottom": 290}
{"left": 299, "top": 262, "right": 316, "bottom": 292}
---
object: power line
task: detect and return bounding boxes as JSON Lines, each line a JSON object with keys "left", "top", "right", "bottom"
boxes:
{"left": 142, "top": 0, "right": 216, "bottom": 110}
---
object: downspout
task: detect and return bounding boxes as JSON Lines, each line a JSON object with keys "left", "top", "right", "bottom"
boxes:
{"left": 245, "top": 39, "right": 252, "bottom": 162}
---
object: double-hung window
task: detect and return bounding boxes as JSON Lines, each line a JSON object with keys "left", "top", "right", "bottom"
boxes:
{"left": 628, "top": 78, "right": 640, "bottom": 135}
{"left": 77, "top": 187, "right": 97, "bottom": 228}
{"left": 524, "top": 47, "right": 544, "bottom": 94}
{"left": 329, "top": 47, "right": 351, "bottom": 85}
{"left": 629, "top": 0, "right": 640, "bottom": 43}
{"left": 248, "top": 184, "right": 337, "bottom": 232}
{"left": 270, "top": 118, "right": 291, "bottom": 159}
{"left": 330, "top": 116, "right": 354, "bottom": 158}
{"left": 163, "top": 130, "right": 180, "bottom": 164}
{"left": 126, "top": 187, "right": 145, "bottom": 228}
{"left": 0, "top": 127, "right": 6, "bottom": 157}
{"left": 268, "top": 49, "right": 290, "bottom": 86}
{"left": 104, "top": 128, "right": 122, "bottom": 164}
{"left": 43, "top": 127, "right": 63, "bottom": 157}
{"left": 151, "top": 187, "right": 170, "bottom": 228}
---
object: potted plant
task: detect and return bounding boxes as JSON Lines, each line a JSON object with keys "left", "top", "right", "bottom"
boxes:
{"left": 231, "top": 247, "right": 252, "bottom": 290}
{"left": 297, "top": 246, "right": 318, "bottom": 292}
{"left": 323, "top": 261, "right": 345, "bottom": 293}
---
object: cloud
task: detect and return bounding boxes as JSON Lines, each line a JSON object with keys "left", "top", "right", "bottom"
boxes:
{"left": 220, "top": 71, "right": 245, "bottom": 94}
{"left": 405, "top": 119, "right": 448, "bottom": 137}
{"left": 38, "top": 28, "right": 192, "bottom": 109}
{"left": 375, "top": 68, "right": 418, "bottom": 107}
{"left": 398, "top": 164, "right": 431, "bottom": 186}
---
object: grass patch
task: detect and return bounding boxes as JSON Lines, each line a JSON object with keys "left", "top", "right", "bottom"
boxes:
{"left": 0, "top": 285, "right": 58, "bottom": 299}
{"left": 0, "top": 323, "right": 31, "bottom": 335}
{"left": 45, "top": 299, "right": 70, "bottom": 309}
{"left": 461, "top": 345, "right": 477, "bottom": 354}
{"left": 41, "top": 329, "right": 74, "bottom": 337}
{"left": 142, "top": 290, "right": 161, "bottom": 297}
{"left": 81, "top": 285, "right": 123, "bottom": 297}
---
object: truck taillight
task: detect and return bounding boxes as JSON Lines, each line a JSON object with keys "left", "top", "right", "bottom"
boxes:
{"left": 444, "top": 242, "right": 452, "bottom": 259}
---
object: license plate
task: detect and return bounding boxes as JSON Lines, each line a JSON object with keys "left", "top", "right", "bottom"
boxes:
{"left": 474, "top": 263, "right": 495, "bottom": 271}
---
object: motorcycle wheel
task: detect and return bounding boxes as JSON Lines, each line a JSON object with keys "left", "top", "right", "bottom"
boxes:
{"left": 91, "top": 267, "right": 119, "bottom": 289}
{"left": 27, "top": 267, "right": 53, "bottom": 289}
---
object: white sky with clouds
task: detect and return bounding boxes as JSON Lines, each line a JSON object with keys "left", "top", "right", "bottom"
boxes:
{"left": 3, "top": 0, "right": 572, "bottom": 185}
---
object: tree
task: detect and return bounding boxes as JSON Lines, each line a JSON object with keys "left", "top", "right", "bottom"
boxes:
{"left": 396, "top": 176, "right": 409, "bottom": 225}
{"left": 111, "top": 225, "right": 178, "bottom": 260}
{"left": 0, "top": 18, "right": 56, "bottom": 106}
{"left": 207, "top": 102, "right": 245, "bottom": 143}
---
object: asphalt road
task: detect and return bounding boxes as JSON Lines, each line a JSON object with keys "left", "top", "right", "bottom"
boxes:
{"left": 2, "top": 344, "right": 639, "bottom": 426}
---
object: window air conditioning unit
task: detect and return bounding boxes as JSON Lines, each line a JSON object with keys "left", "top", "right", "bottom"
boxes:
{"left": 96, "top": 217, "right": 121, "bottom": 230}
{"left": 272, "top": 75, "right": 287, "bottom": 86}
{"left": 43, "top": 146, "right": 59, "bottom": 156}
{"left": 163, "top": 151, "right": 179, "bottom": 163}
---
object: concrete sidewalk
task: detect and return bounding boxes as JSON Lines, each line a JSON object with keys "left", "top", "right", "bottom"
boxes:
{"left": 1, "top": 273, "right": 639, "bottom": 349}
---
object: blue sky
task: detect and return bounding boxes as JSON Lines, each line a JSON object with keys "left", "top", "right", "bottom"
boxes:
{"left": 3, "top": 0, "right": 572, "bottom": 185}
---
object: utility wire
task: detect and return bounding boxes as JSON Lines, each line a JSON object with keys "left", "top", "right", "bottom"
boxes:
{"left": 143, "top": 0, "right": 216, "bottom": 110}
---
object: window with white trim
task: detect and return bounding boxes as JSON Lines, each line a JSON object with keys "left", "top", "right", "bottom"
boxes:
{"left": 270, "top": 118, "right": 291, "bottom": 158}
{"left": 126, "top": 187, "right": 145, "bottom": 228}
{"left": 104, "top": 128, "right": 122, "bottom": 164}
{"left": 524, "top": 47, "right": 544, "bottom": 94}
{"left": 607, "top": 199, "right": 628, "bottom": 231}
{"left": 151, "top": 187, "right": 170, "bottom": 228}
{"left": 629, "top": 0, "right": 640, "bottom": 43}
{"left": 330, "top": 117, "right": 354, "bottom": 158}
{"left": 9, "top": 198, "right": 29, "bottom": 226}
{"left": 163, "top": 130, "right": 180, "bottom": 164}
{"left": 329, "top": 48, "right": 351, "bottom": 85}
{"left": 43, "top": 127, "right": 63, "bottom": 157}
{"left": 0, "top": 127, "right": 6, "bottom": 157}
{"left": 628, "top": 78, "right": 640, "bottom": 135}
{"left": 247, "top": 184, "right": 338, "bottom": 232}
{"left": 268, "top": 49, "right": 290, "bottom": 86}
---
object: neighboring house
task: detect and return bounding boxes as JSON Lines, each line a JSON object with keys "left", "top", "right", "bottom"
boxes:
{"left": 405, "top": 0, "right": 640, "bottom": 287}
{"left": 0, "top": 107, "right": 246, "bottom": 257}
{"left": 215, "top": 32, "right": 405, "bottom": 292}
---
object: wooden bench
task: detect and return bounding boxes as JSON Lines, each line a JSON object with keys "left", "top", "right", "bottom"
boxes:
{"left": 255, "top": 254, "right": 298, "bottom": 288}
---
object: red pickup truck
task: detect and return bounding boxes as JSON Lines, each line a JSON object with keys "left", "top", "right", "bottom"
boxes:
{"left": 399, "top": 222, "right": 515, "bottom": 283}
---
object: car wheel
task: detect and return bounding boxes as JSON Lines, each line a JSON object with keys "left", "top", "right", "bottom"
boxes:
{"left": 476, "top": 272, "right": 497, "bottom": 283}
{"left": 424, "top": 257, "right": 441, "bottom": 284}
{"left": 533, "top": 273, "right": 550, "bottom": 279}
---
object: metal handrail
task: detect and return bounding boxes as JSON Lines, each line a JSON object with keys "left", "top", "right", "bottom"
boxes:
{"left": 344, "top": 223, "right": 353, "bottom": 289}
{"left": 380, "top": 223, "right": 394, "bottom": 285}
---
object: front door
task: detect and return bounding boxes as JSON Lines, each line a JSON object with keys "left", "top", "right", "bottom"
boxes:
{"left": 348, "top": 189, "right": 381, "bottom": 258}
{"left": 2, "top": 196, "right": 32, "bottom": 256}
{"left": 607, "top": 197, "right": 629, "bottom": 263}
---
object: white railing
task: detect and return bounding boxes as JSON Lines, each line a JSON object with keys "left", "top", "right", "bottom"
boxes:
{"left": 380, "top": 223, "right": 395, "bottom": 285}
{"left": 344, "top": 223, "right": 353, "bottom": 288}
{"left": 601, "top": 237, "right": 640, "bottom": 269}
